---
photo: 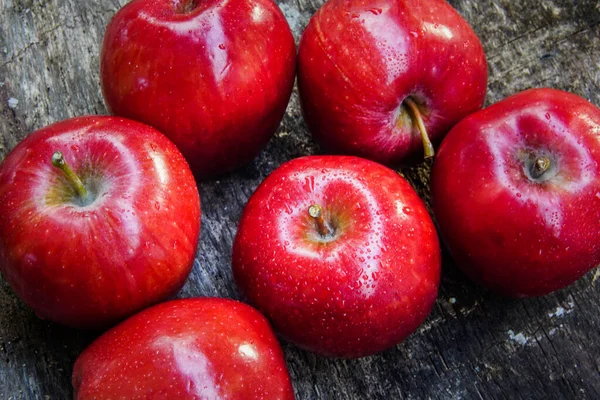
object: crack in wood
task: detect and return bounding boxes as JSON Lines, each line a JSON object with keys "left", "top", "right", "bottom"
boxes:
{"left": 0, "top": 23, "right": 68, "bottom": 69}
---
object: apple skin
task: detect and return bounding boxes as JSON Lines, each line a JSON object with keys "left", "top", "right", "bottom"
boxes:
{"left": 431, "top": 88, "right": 600, "bottom": 297}
{"left": 0, "top": 116, "right": 201, "bottom": 329}
{"left": 298, "top": 0, "right": 487, "bottom": 165}
{"left": 72, "top": 298, "right": 295, "bottom": 399}
{"left": 101, "top": 0, "right": 296, "bottom": 180}
{"left": 232, "top": 156, "right": 441, "bottom": 358}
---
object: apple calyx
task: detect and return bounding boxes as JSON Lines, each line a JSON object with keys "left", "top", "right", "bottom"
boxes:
{"left": 51, "top": 151, "right": 88, "bottom": 202}
{"left": 404, "top": 98, "right": 435, "bottom": 159}
{"left": 308, "top": 204, "right": 335, "bottom": 238}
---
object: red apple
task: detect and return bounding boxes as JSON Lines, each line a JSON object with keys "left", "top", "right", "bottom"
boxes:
{"left": 298, "top": 0, "right": 487, "bottom": 165}
{"left": 72, "top": 298, "right": 294, "bottom": 399}
{"left": 0, "top": 116, "right": 201, "bottom": 328}
{"left": 100, "top": 0, "right": 296, "bottom": 180}
{"left": 431, "top": 88, "right": 600, "bottom": 297}
{"left": 232, "top": 156, "right": 441, "bottom": 358}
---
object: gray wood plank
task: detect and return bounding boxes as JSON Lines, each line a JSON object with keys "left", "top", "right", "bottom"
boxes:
{"left": 1, "top": 0, "right": 599, "bottom": 398}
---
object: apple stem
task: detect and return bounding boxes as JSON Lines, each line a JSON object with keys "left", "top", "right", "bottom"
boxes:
{"left": 405, "top": 98, "right": 435, "bottom": 159}
{"left": 51, "top": 151, "right": 87, "bottom": 199}
{"left": 176, "top": 0, "right": 199, "bottom": 13}
{"left": 530, "top": 156, "right": 551, "bottom": 179}
{"left": 308, "top": 204, "right": 334, "bottom": 237}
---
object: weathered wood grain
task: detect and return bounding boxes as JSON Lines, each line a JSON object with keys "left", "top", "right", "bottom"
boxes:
{"left": 1, "top": 0, "right": 599, "bottom": 398}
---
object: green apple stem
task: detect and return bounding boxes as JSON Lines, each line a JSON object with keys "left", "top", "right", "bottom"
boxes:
{"left": 405, "top": 98, "right": 435, "bottom": 159}
{"left": 308, "top": 204, "right": 334, "bottom": 237}
{"left": 51, "top": 151, "right": 87, "bottom": 199}
{"left": 530, "top": 156, "right": 551, "bottom": 179}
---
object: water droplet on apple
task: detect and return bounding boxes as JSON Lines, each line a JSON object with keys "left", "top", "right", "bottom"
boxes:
{"left": 304, "top": 176, "right": 315, "bottom": 192}
{"left": 218, "top": 44, "right": 225, "bottom": 50}
{"left": 402, "top": 206, "right": 412, "bottom": 214}
{"left": 155, "top": 202, "right": 161, "bottom": 210}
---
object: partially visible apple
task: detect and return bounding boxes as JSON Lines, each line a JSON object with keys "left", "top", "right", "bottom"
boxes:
{"left": 73, "top": 298, "right": 294, "bottom": 399}
{"left": 101, "top": 0, "right": 296, "bottom": 179}
{"left": 0, "top": 116, "right": 201, "bottom": 328}
{"left": 232, "top": 156, "right": 441, "bottom": 358}
{"left": 298, "top": 0, "right": 487, "bottom": 165}
{"left": 431, "top": 88, "right": 600, "bottom": 297}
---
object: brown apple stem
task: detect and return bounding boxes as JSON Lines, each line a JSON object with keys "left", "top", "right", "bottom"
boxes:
{"left": 308, "top": 204, "right": 334, "bottom": 237}
{"left": 51, "top": 151, "right": 87, "bottom": 199}
{"left": 404, "top": 98, "right": 435, "bottom": 159}
{"left": 175, "top": 0, "right": 199, "bottom": 13}
{"left": 530, "top": 156, "right": 551, "bottom": 179}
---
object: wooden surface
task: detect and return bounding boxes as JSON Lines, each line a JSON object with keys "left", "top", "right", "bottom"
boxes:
{"left": 1, "top": 0, "right": 600, "bottom": 398}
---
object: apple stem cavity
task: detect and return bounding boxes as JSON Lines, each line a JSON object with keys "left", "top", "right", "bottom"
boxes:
{"left": 174, "top": 0, "right": 199, "bottom": 13}
{"left": 51, "top": 151, "right": 88, "bottom": 200}
{"left": 404, "top": 98, "right": 435, "bottom": 159}
{"left": 308, "top": 204, "right": 334, "bottom": 237}
{"left": 530, "top": 155, "right": 551, "bottom": 179}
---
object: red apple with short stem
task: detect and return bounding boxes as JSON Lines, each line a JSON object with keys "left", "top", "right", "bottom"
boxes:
{"left": 0, "top": 116, "right": 201, "bottom": 329}
{"left": 431, "top": 88, "right": 600, "bottom": 297}
{"left": 298, "top": 0, "right": 487, "bottom": 165}
{"left": 232, "top": 156, "right": 441, "bottom": 358}
{"left": 100, "top": 0, "right": 296, "bottom": 180}
{"left": 73, "top": 298, "right": 295, "bottom": 399}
